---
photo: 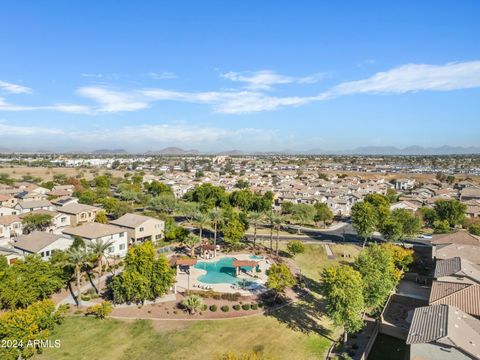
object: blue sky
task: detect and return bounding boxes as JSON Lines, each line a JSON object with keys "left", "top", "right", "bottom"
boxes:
{"left": 1, "top": 1, "right": 479, "bottom": 152}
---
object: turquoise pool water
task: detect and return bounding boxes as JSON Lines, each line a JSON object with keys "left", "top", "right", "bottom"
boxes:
{"left": 194, "top": 257, "right": 254, "bottom": 284}
{"left": 249, "top": 255, "right": 264, "bottom": 260}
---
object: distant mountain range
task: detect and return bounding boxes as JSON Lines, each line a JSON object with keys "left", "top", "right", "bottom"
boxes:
{"left": 0, "top": 145, "right": 479, "bottom": 156}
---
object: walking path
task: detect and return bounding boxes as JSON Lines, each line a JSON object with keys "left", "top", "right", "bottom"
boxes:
{"left": 324, "top": 244, "right": 335, "bottom": 259}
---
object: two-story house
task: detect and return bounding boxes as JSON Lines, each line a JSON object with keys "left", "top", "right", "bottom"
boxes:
{"left": 110, "top": 213, "right": 165, "bottom": 244}
{"left": 62, "top": 223, "right": 128, "bottom": 257}
{"left": 56, "top": 203, "right": 101, "bottom": 226}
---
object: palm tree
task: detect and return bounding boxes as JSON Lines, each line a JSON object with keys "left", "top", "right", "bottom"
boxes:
{"left": 267, "top": 211, "right": 276, "bottom": 252}
{"left": 248, "top": 211, "right": 264, "bottom": 249}
{"left": 184, "top": 234, "right": 201, "bottom": 258}
{"left": 182, "top": 295, "right": 204, "bottom": 315}
{"left": 88, "top": 239, "right": 114, "bottom": 293}
{"left": 65, "top": 247, "right": 89, "bottom": 307}
{"left": 193, "top": 212, "right": 210, "bottom": 241}
{"left": 209, "top": 207, "right": 223, "bottom": 257}
{"left": 272, "top": 213, "right": 284, "bottom": 256}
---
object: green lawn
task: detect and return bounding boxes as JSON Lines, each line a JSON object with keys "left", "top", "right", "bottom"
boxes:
{"left": 35, "top": 314, "right": 332, "bottom": 360}
{"left": 293, "top": 244, "right": 361, "bottom": 281}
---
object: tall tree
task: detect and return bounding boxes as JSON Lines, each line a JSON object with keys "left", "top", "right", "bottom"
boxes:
{"left": 354, "top": 244, "right": 399, "bottom": 311}
{"left": 313, "top": 203, "right": 333, "bottom": 228}
{"left": 209, "top": 207, "right": 223, "bottom": 257}
{"left": 321, "top": 265, "right": 365, "bottom": 343}
{"left": 248, "top": 211, "right": 264, "bottom": 249}
{"left": 65, "top": 248, "right": 90, "bottom": 307}
{"left": 183, "top": 234, "right": 201, "bottom": 258}
{"left": 266, "top": 264, "right": 296, "bottom": 300}
{"left": 21, "top": 213, "right": 53, "bottom": 233}
{"left": 88, "top": 239, "right": 114, "bottom": 293}
{"left": 351, "top": 201, "right": 377, "bottom": 248}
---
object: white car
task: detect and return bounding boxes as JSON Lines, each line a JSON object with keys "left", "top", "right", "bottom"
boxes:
{"left": 419, "top": 234, "right": 433, "bottom": 239}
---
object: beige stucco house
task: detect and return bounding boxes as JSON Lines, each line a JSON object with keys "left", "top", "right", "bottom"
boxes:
{"left": 110, "top": 213, "right": 165, "bottom": 244}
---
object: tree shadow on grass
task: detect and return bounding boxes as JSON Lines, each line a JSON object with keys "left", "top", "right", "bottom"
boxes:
{"left": 265, "top": 276, "right": 335, "bottom": 341}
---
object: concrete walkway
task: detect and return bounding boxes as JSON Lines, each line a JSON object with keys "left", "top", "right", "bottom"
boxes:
{"left": 324, "top": 244, "right": 335, "bottom": 259}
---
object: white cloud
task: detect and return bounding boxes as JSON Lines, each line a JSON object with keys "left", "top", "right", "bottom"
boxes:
{"left": 221, "top": 70, "right": 324, "bottom": 90}
{"left": 148, "top": 71, "right": 177, "bottom": 80}
{"left": 0, "top": 96, "right": 91, "bottom": 114}
{"left": 77, "top": 86, "right": 149, "bottom": 112}
{"left": 330, "top": 61, "right": 480, "bottom": 95}
{"left": 0, "top": 80, "right": 32, "bottom": 94}
{"left": 0, "top": 120, "right": 64, "bottom": 136}
{"left": 81, "top": 73, "right": 103, "bottom": 78}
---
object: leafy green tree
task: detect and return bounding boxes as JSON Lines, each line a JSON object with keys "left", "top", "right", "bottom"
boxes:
{"left": 469, "top": 223, "right": 480, "bottom": 236}
{"left": 433, "top": 219, "right": 451, "bottom": 234}
{"left": 229, "top": 189, "right": 254, "bottom": 211}
{"left": 93, "top": 175, "right": 111, "bottom": 189}
{"left": 420, "top": 207, "right": 438, "bottom": 228}
{"left": 321, "top": 265, "right": 364, "bottom": 343}
{"left": 98, "top": 197, "right": 132, "bottom": 218}
{"left": 287, "top": 240, "right": 305, "bottom": 256}
{"left": 184, "top": 183, "right": 228, "bottom": 212}
{"left": 351, "top": 201, "right": 377, "bottom": 247}
{"left": 251, "top": 191, "right": 273, "bottom": 213}
{"left": 0, "top": 256, "right": 65, "bottom": 309}
{"left": 363, "top": 194, "right": 390, "bottom": 228}
{"left": 389, "top": 209, "right": 421, "bottom": 241}
{"left": 281, "top": 201, "right": 295, "bottom": 215}
{"left": 266, "top": 264, "right": 296, "bottom": 300}
{"left": 144, "top": 180, "right": 173, "bottom": 196}
{"left": 0, "top": 300, "right": 66, "bottom": 360}
{"left": 149, "top": 194, "right": 177, "bottom": 214}
{"left": 354, "top": 244, "right": 399, "bottom": 310}
{"left": 21, "top": 213, "right": 53, "bottom": 233}
{"left": 386, "top": 188, "right": 398, "bottom": 203}
{"left": 78, "top": 190, "right": 97, "bottom": 205}
{"left": 291, "top": 204, "right": 315, "bottom": 225}
{"left": 434, "top": 199, "right": 467, "bottom": 227}
{"left": 223, "top": 218, "right": 246, "bottom": 246}
{"left": 235, "top": 179, "right": 250, "bottom": 189}
{"left": 95, "top": 210, "right": 108, "bottom": 224}
{"left": 314, "top": 203, "right": 333, "bottom": 227}
{"left": 381, "top": 218, "right": 403, "bottom": 242}
{"left": 109, "top": 242, "right": 175, "bottom": 304}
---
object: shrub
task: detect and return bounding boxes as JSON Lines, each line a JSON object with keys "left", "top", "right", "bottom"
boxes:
{"left": 258, "top": 302, "right": 264, "bottom": 308}
{"left": 287, "top": 240, "right": 305, "bottom": 256}
{"left": 201, "top": 304, "right": 208, "bottom": 311}
{"left": 251, "top": 303, "right": 258, "bottom": 310}
{"left": 221, "top": 292, "right": 241, "bottom": 301}
{"left": 221, "top": 305, "right": 230, "bottom": 312}
{"left": 86, "top": 301, "right": 113, "bottom": 319}
{"left": 242, "top": 304, "right": 250, "bottom": 311}
{"left": 233, "top": 304, "right": 241, "bottom": 311}
{"left": 209, "top": 304, "right": 218, "bottom": 312}
{"left": 74, "top": 309, "right": 84, "bottom": 315}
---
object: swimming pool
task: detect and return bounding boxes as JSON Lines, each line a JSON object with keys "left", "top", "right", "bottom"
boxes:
{"left": 194, "top": 257, "right": 255, "bottom": 284}
{"left": 249, "top": 255, "right": 264, "bottom": 260}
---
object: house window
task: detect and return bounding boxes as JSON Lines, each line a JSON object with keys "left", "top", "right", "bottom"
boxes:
{"left": 139, "top": 227, "right": 144, "bottom": 232}
{"left": 155, "top": 234, "right": 162, "bottom": 240}
{"left": 81, "top": 213, "right": 86, "bottom": 219}
{"left": 119, "top": 244, "right": 125, "bottom": 250}
{"left": 40, "top": 252, "right": 45, "bottom": 257}
{"left": 61, "top": 217, "right": 66, "bottom": 223}
{"left": 108, "top": 246, "right": 114, "bottom": 253}
{"left": 45, "top": 250, "right": 50, "bottom": 257}
{"left": 120, "top": 232, "right": 125, "bottom": 237}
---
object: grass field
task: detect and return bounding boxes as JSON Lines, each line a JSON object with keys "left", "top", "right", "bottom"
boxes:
{"left": 35, "top": 314, "right": 332, "bottom": 360}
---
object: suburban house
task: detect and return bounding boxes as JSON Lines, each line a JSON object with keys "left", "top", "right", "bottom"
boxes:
{"left": 434, "top": 257, "right": 480, "bottom": 285}
{"left": 19, "top": 209, "right": 71, "bottom": 232}
{"left": 434, "top": 244, "right": 480, "bottom": 265}
{"left": 62, "top": 223, "right": 128, "bottom": 257}
{"left": 429, "top": 280, "right": 480, "bottom": 318}
{"left": 406, "top": 305, "right": 480, "bottom": 360}
{"left": 0, "top": 246, "right": 21, "bottom": 265}
{"left": 14, "top": 199, "right": 54, "bottom": 214}
{"left": 0, "top": 194, "right": 17, "bottom": 208}
{"left": 51, "top": 196, "right": 79, "bottom": 207}
{"left": 461, "top": 187, "right": 480, "bottom": 202}
{"left": 0, "top": 215, "right": 23, "bottom": 244}
{"left": 390, "top": 200, "right": 419, "bottom": 212}
{"left": 431, "top": 231, "right": 480, "bottom": 257}
{"left": 0, "top": 206, "right": 19, "bottom": 216}
{"left": 13, "top": 231, "right": 73, "bottom": 260}
{"left": 56, "top": 203, "right": 101, "bottom": 226}
{"left": 110, "top": 213, "right": 165, "bottom": 244}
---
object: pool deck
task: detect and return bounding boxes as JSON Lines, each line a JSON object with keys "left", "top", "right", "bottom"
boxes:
{"left": 175, "top": 253, "right": 271, "bottom": 296}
